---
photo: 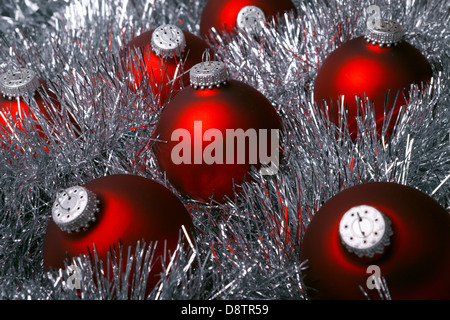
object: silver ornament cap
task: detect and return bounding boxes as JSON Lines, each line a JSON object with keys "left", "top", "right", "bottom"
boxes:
{"left": 190, "top": 60, "right": 229, "bottom": 90}
{"left": 151, "top": 24, "right": 186, "bottom": 58}
{"left": 364, "top": 19, "right": 403, "bottom": 47}
{"left": 0, "top": 68, "right": 41, "bottom": 99}
{"left": 52, "top": 186, "right": 100, "bottom": 233}
{"left": 339, "top": 205, "right": 393, "bottom": 258}
{"left": 236, "top": 5, "right": 266, "bottom": 32}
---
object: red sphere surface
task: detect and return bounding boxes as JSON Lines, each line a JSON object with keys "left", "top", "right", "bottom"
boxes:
{"left": 0, "top": 81, "right": 60, "bottom": 145}
{"left": 300, "top": 182, "right": 450, "bottom": 300}
{"left": 124, "top": 29, "right": 210, "bottom": 105}
{"left": 43, "top": 174, "right": 193, "bottom": 289}
{"left": 314, "top": 37, "right": 432, "bottom": 137}
{"left": 153, "top": 80, "right": 282, "bottom": 203}
{"left": 199, "top": 0, "right": 297, "bottom": 37}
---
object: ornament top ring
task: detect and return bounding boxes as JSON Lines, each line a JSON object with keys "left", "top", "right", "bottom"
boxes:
{"left": 52, "top": 186, "right": 100, "bottom": 233}
{"left": 0, "top": 68, "right": 41, "bottom": 99}
{"left": 150, "top": 24, "right": 187, "bottom": 58}
{"left": 364, "top": 19, "right": 403, "bottom": 47}
{"left": 236, "top": 5, "right": 266, "bottom": 33}
{"left": 338, "top": 205, "right": 393, "bottom": 258}
{"left": 190, "top": 60, "right": 229, "bottom": 90}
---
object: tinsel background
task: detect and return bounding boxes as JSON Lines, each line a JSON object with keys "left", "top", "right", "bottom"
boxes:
{"left": 0, "top": 0, "right": 448, "bottom": 300}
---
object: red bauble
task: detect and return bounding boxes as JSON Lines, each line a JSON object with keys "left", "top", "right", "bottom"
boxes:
{"left": 300, "top": 182, "right": 450, "bottom": 300}
{"left": 124, "top": 24, "right": 210, "bottom": 105}
{"left": 153, "top": 61, "right": 282, "bottom": 203}
{"left": 314, "top": 20, "right": 432, "bottom": 137}
{"left": 200, "top": 0, "right": 297, "bottom": 37}
{"left": 43, "top": 174, "right": 193, "bottom": 291}
{"left": 0, "top": 68, "right": 60, "bottom": 146}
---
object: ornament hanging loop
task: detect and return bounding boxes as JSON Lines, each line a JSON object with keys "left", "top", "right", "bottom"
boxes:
{"left": 365, "top": 19, "right": 403, "bottom": 47}
{"left": 151, "top": 24, "right": 186, "bottom": 58}
{"left": 51, "top": 186, "right": 100, "bottom": 233}
{"left": 192, "top": 49, "right": 229, "bottom": 90}
{"left": 0, "top": 68, "right": 40, "bottom": 99}
{"left": 190, "top": 60, "right": 229, "bottom": 90}
{"left": 366, "top": 5, "right": 382, "bottom": 29}
{"left": 365, "top": 5, "right": 403, "bottom": 47}
{"left": 202, "top": 49, "right": 212, "bottom": 63}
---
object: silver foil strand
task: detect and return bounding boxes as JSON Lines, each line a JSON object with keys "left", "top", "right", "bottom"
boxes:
{"left": 0, "top": 0, "right": 448, "bottom": 300}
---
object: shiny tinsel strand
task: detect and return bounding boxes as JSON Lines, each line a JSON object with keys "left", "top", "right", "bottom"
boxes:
{"left": 0, "top": 0, "right": 448, "bottom": 300}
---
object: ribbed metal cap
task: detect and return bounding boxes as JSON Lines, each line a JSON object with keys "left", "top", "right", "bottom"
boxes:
{"left": 52, "top": 186, "right": 100, "bottom": 233}
{"left": 364, "top": 19, "right": 403, "bottom": 47}
{"left": 339, "top": 205, "right": 393, "bottom": 258}
{"left": 190, "top": 60, "right": 229, "bottom": 90}
{"left": 151, "top": 24, "right": 186, "bottom": 58}
{"left": 0, "top": 68, "right": 41, "bottom": 99}
{"left": 236, "top": 5, "right": 266, "bottom": 33}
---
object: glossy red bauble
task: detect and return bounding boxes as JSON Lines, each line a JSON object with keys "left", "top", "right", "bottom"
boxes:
{"left": 0, "top": 80, "right": 60, "bottom": 147}
{"left": 314, "top": 36, "right": 432, "bottom": 137}
{"left": 124, "top": 26, "right": 210, "bottom": 105}
{"left": 200, "top": 0, "right": 297, "bottom": 37}
{"left": 153, "top": 79, "right": 282, "bottom": 203}
{"left": 300, "top": 182, "right": 450, "bottom": 300}
{"left": 43, "top": 174, "right": 193, "bottom": 290}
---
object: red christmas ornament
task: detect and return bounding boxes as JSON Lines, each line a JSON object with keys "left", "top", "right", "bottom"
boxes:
{"left": 153, "top": 60, "right": 282, "bottom": 203}
{"left": 200, "top": 0, "right": 297, "bottom": 37}
{"left": 314, "top": 19, "right": 432, "bottom": 137}
{"left": 300, "top": 182, "right": 450, "bottom": 300}
{"left": 0, "top": 68, "right": 60, "bottom": 146}
{"left": 124, "top": 24, "right": 210, "bottom": 105}
{"left": 43, "top": 174, "right": 193, "bottom": 291}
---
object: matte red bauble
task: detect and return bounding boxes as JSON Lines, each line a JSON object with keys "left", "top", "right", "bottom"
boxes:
{"left": 314, "top": 19, "right": 432, "bottom": 137}
{"left": 43, "top": 174, "right": 193, "bottom": 290}
{"left": 300, "top": 182, "right": 450, "bottom": 300}
{"left": 200, "top": 0, "right": 297, "bottom": 37}
{"left": 153, "top": 61, "right": 282, "bottom": 203}
{"left": 0, "top": 68, "right": 60, "bottom": 146}
{"left": 124, "top": 24, "right": 210, "bottom": 105}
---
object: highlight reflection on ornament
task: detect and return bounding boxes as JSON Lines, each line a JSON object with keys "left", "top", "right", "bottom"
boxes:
{"left": 123, "top": 24, "right": 211, "bottom": 106}
{"left": 43, "top": 174, "right": 194, "bottom": 292}
{"left": 200, "top": 0, "right": 297, "bottom": 37}
{"left": 314, "top": 19, "right": 432, "bottom": 138}
{"left": 300, "top": 182, "right": 450, "bottom": 300}
{"left": 153, "top": 60, "right": 282, "bottom": 203}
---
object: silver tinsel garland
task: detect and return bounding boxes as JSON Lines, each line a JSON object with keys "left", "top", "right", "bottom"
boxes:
{"left": 0, "top": 0, "right": 448, "bottom": 300}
